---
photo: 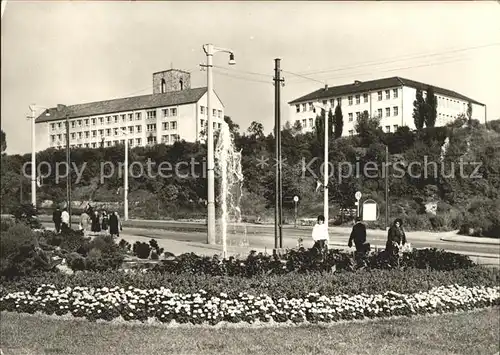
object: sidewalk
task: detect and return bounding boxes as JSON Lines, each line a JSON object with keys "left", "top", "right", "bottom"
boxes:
{"left": 440, "top": 235, "right": 500, "bottom": 245}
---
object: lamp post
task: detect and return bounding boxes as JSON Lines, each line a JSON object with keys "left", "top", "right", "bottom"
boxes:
{"left": 28, "top": 104, "right": 51, "bottom": 209}
{"left": 55, "top": 104, "right": 72, "bottom": 226}
{"left": 118, "top": 129, "right": 129, "bottom": 221}
{"left": 202, "top": 43, "right": 235, "bottom": 245}
{"left": 313, "top": 101, "right": 331, "bottom": 230}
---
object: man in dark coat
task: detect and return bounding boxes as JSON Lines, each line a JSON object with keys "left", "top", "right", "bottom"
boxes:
{"left": 109, "top": 211, "right": 121, "bottom": 238}
{"left": 52, "top": 207, "right": 62, "bottom": 233}
{"left": 348, "top": 217, "right": 370, "bottom": 254}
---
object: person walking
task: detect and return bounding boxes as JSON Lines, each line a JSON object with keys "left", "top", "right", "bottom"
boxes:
{"left": 52, "top": 207, "right": 62, "bottom": 234}
{"left": 385, "top": 218, "right": 407, "bottom": 254}
{"left": 79, "top": 211, "right": 91, "bottom": 236}
{"left": 109, "top": 211, "right": 122, "bottom": 238}
{"left": 91, "top": 210, "right": 101, "bottom": 234}
{"left": 348, "top": 217, "right": 370, "bottom": 254}
{"left": 61, "top": 207, "right": 70, "bottom": 233}
{"left": 101, "top": 210, "right": 109, "bottom": 233}
{"left": 311, "top": 215, "right": 329, "bottom": 253}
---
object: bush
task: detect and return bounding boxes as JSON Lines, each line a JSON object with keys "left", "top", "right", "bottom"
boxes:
{"left": 10, "top": 204, "right": 42, "bottom": 230}
{"left": 134, "top": 242, "right": 151, "bottom": 259}
{"left": 460, "top": 198, "right": 500, "bottom": 238}
{"left": 1, "top": 266, "right": 497, "bottom": 300}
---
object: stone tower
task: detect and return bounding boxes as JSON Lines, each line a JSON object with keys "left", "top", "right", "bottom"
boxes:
{"left": 153, "top": 69, "right": 191, "bottom": 94}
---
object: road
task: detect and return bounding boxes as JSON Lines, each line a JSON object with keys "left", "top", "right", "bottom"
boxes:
{"left": 38, "top": 217, "right": 499, "bottom": 260}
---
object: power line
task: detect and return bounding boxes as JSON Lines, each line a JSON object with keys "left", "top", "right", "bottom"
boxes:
{"left": 213, "top": 68, "right": 271, "bottom": 84}
{"left": 286, "top": 56, "right": 476, "bottom": 86}
{"left": 295, "top": 42, "right": 500, "bottom": 77}
{"left": 213, "top": 65, "right": 273, "bottom": 78}
{"left": 283, "top": 70, "right": 326, "bottom": 85}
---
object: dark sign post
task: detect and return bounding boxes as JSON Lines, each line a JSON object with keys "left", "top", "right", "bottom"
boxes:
{"left": 293, "top": 196, "right": 299, "bottom": 228}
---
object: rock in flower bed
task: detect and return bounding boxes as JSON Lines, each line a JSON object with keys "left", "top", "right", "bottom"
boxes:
{"left": 1, "top": 284, "right": 498, "bottom": 325}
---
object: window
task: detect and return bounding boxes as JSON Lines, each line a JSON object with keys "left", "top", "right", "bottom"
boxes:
{"left": 71, "top": 133, "right": 76, "bottom": 139}
{"left": 378, "top": 91, "right": 382, "bottom": 101}
{"left": 78, "top": 144, "right": 83, "bottom": 148}
{"left": 114, "top": 128, "right": 119, "bottom": 136}
{"left": 78, "top": 120, "right": 82, "bottom": 127}
{"left": 302, "top": 103, "right": 307, "bottom": 112}
{"left": 129, "top": 126, "right": 134, "bottom": 133}
{"left": 57, "top": 123, "right": 61, "bottom": 129}
{"left": 348, "top": 96, "right": 353, "bottom": 106}
{"left": 147, "top": 110, "right": 156, "bottom": 119}
{"left": 106, "top": 142, "right": 111, "bottom": 147}
{"left": 162, "top": 122, "right": 169, "bottom": 130}
{"left": 356, "top": 112, "right": 360, "bottom": 120}
{"left": 128, "top": 114, "right": 133, "bottom": 121}
{"left": 330, "top": 99, "right": 335, "bottom": 107}
{"left": 51, "top": 135, "right": 55, "bottom": 142}
{"left": 171, "top": 134, "right": 178, "bottom": 142}
{"left": 92, "top": 143, "right": 96, "bottom": 148}
{"left": 92, "top": 130, "right": 97, "bottom": 137}
{"left": 218, "top": 110, "right": 222, "bottom": 118}
{"left": 136, "top": 138, "right": 141, "bottom": 145}
{"left": 385, "top": 90, "right": 390, "bottom": 100}
{"left": 302, "top": 119, "right": 307, "bottom": 127}
{"left": 377, "top": 108, "right": 382, "bottom": 117}
{"left": 201, "top": 106, "right": 206, "bottom": 115}
{"left": 171, "top": 108, "right": 177, "bottom": 116}
{"left": 146, "top": 124, "right": 156, "bottom": 132}
{"left": 121, "top": 114, "right": 126, "bottom": 122}
{"left": 136, "top": 125, "right": 142, "bottom": 133}
{"left": 107, "top": 116, "right": 111, "bottom": 124}
{"left": 128, "top": 139, "right": 133, "bottom": 146}
{"left": 309, "top": 118, "right": 313, "bottom": 127}
{"left": 99, "top": 117, "right": 104, "bottom": 125}
{"left": 85, "top": 143, "right": 89, "bottom": 148}
{"left": 161, "top": 79, "right": 166, "bottom": 93}
{"left": 106, "top": 129, "right": 111, "bottom": 136}
{"left": 218, "top": 123, "right": 221, "bottom": 129}
{"left": 200, "top": 120, "right": 205, "bottom": 128}
{"left": 120, "top": 140, "right": 125, "bottom": 145}
{"left": 355, "top": 95, "right": 360, "bottom": 104}
{"left": 385, "top": 108, "right": 390, "bottom": 117}
{"left": 295, "top": 105, "right": 300, "bottom": 113}
{"left": 393, "top": 106, "right": 399, "bottom": 116}
{"left": 135, "top": 113, "right": 142, "bottom": 120}
{"left": 51, "top": 123, "right": 55, "bottom": 130}
{"left": 363, "top": 93, "right": 368, "bottom": 103}
{"left": 337, "top": 98, "right": 342, "bottom": 106}
{"left": 213, "top": 122, "right": 216, "bottom": 129}
{"left": 393, "top": 89, "right": 398, "bottom": 98}
{"left": 85, "top": 131, "right": 90, "bottom": 138}
{"left": 349, "top": 130, "right": 354, "bottom": 136}
{"left": 78, "top": 132, "right": 82, "bottom": 139}
{"left": 57, "top": 134, "right": 61, "bottom": 141}
{"left": 348, "top": 113, "right": 353, "bottom": 122}
{"left": 393, "top": 124, "right": 399, "bottom": 131}
{"left": 308, "top": 102, "right": 313, "bottom": 111}
{"left": 71, "top": 122, "right": 76, "bottom": 128}
{"left": 212, "top": 109, "right": 216, "bottom": 117}
{"left": 114, "top": 116, "right": 118, "bottom": 124}
{"left": 162, "top": 108, "right": 169, "bottom": 117}
{"left": 385, "top": 125, "right": 391, "bottom": 133}
{"left": 171, "top": 121, "right": 177, "bottom": 130}
{"left": 99, "top": 129, "right": 104, "bottom": 136}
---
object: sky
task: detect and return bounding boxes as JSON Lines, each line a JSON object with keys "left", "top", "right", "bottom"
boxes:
{"left": 2, "top": 1, "right": 500, "bottom": 155}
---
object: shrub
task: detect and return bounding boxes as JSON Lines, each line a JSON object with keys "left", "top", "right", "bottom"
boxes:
{"left": 134, "top": 242, "right": 151, "bottom": 259}
{"left": 10, "top": 204, "right": 42, "bottom": 230}
{"left": 460, "top": 198, "right": 500, "bottom": 238}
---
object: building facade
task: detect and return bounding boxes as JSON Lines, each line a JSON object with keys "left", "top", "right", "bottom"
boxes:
{"left": 288, "top": 76, "right": 486, "bottom": 136}
{"left": 34, "top": 69, "right": 225, "bottom": 152}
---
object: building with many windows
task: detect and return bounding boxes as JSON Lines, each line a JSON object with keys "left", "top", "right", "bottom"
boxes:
{"left": 288, "top": 76, "right": 486, "bottom": 136}
{"left": 34, "top": 69, "right": 225, "bottom": 151}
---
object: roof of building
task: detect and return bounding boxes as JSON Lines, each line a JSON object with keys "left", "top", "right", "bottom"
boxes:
{"left": 288, "top": 76, "right": 484, "bottom": 106}
{"left": 35, "top": 87, "right": 209, "bottom": 123}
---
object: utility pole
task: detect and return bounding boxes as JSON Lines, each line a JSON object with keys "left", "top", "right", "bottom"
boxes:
{"left": 29, "top": 106, "right": 36, "bottom": 208}
{"left": 274, "top": 58, "right": 285, "bottom": 250}
{"left": 385, "top": 145, "right": 389, "bottom": 230}
{"left": 59, "top": 104, "right": 72, "bottom": 226}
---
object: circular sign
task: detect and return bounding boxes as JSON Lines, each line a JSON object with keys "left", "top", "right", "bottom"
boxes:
{"left": 293, "top": 196, "right": 299, "bottom": 202}
{"left": 355, "top": 191, "right": 362, "bottom": 200}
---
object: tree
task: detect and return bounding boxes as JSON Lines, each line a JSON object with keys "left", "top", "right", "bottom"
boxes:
{"left": 1, "top": 130, "right": 6, "bottom": 153}
{"left": 224, "top": 115, "right": 240, "bottom": 137}
{"left": 424, "top": 86, "right": 437, "bottom": 128}
{"left": 247, "top": 121, "right": 264, "bottom": 139}
{"left": 354, "top": 111, "right": 383, "bottom": 146}
{"left": 334, "top": 105, "right": 343, "bottom": 139}
{"left": 413, "top": 89, "right": 425, "bottom": 130}
{"left": 314, "top": 109, "right": 325, "bottom": 145}
{"left": 466, "top": 102, "right": 472, "bottom": 123}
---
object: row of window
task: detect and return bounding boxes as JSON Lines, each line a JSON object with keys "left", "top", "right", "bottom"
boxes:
{"left": 296, "top": 106, "right": 400, "bottom": 128}
{"left": 295, "top": 89, "right": 400, "bottom": 113}
{"left": 199, "top": 106, "right": 223, "bottom": 118}
{"left": 50, "top": 108, "right": 180, "bottom": 131}
{"left": 347, "top": 125, "right": 399, "bottom": 136}
{"left": 51, "top": 134, "right": 181, "bottom": 149}
{"left": 200, "top": 120, "right": 222, "bottom": 130}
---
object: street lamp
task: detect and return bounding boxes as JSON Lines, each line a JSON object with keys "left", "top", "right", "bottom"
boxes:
{"left": 313, "top": 101, "right": 331, "bottom": 231}
{"left": 117, "top": 129, "right": 129, "bottom": 221}
{"left": 202, "top": 43, "right": 235, "bottom": 245}
{"left": 28, "top": 104, "right": 51, "bottom": 208}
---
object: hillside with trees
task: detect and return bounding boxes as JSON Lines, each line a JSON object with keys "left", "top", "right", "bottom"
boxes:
{"left": 1, "top": 114, "right": 499, "bottom": 237}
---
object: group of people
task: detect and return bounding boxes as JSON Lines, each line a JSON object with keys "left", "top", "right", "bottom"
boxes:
{"left": 312, "top": 215, "right": 407, "bottom": 255}
{"left": 52, "top": 204, "right": 122, "bottom": 238}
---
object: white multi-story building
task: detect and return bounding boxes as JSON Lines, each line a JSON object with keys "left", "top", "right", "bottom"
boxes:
{"left": 288, "top": 76, "right": 486, "bottom": 136}
{"left": 34, "top": 69, "right": 225, "bottom": 151}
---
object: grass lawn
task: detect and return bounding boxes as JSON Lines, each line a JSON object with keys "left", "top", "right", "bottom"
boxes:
{"left": 1, "top": 308, "right": 499, "bottom": 355}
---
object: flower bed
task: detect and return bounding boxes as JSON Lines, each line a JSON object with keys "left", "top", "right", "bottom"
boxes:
{"left": 1, "top": 284, "right": 498, "bottom": 325}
